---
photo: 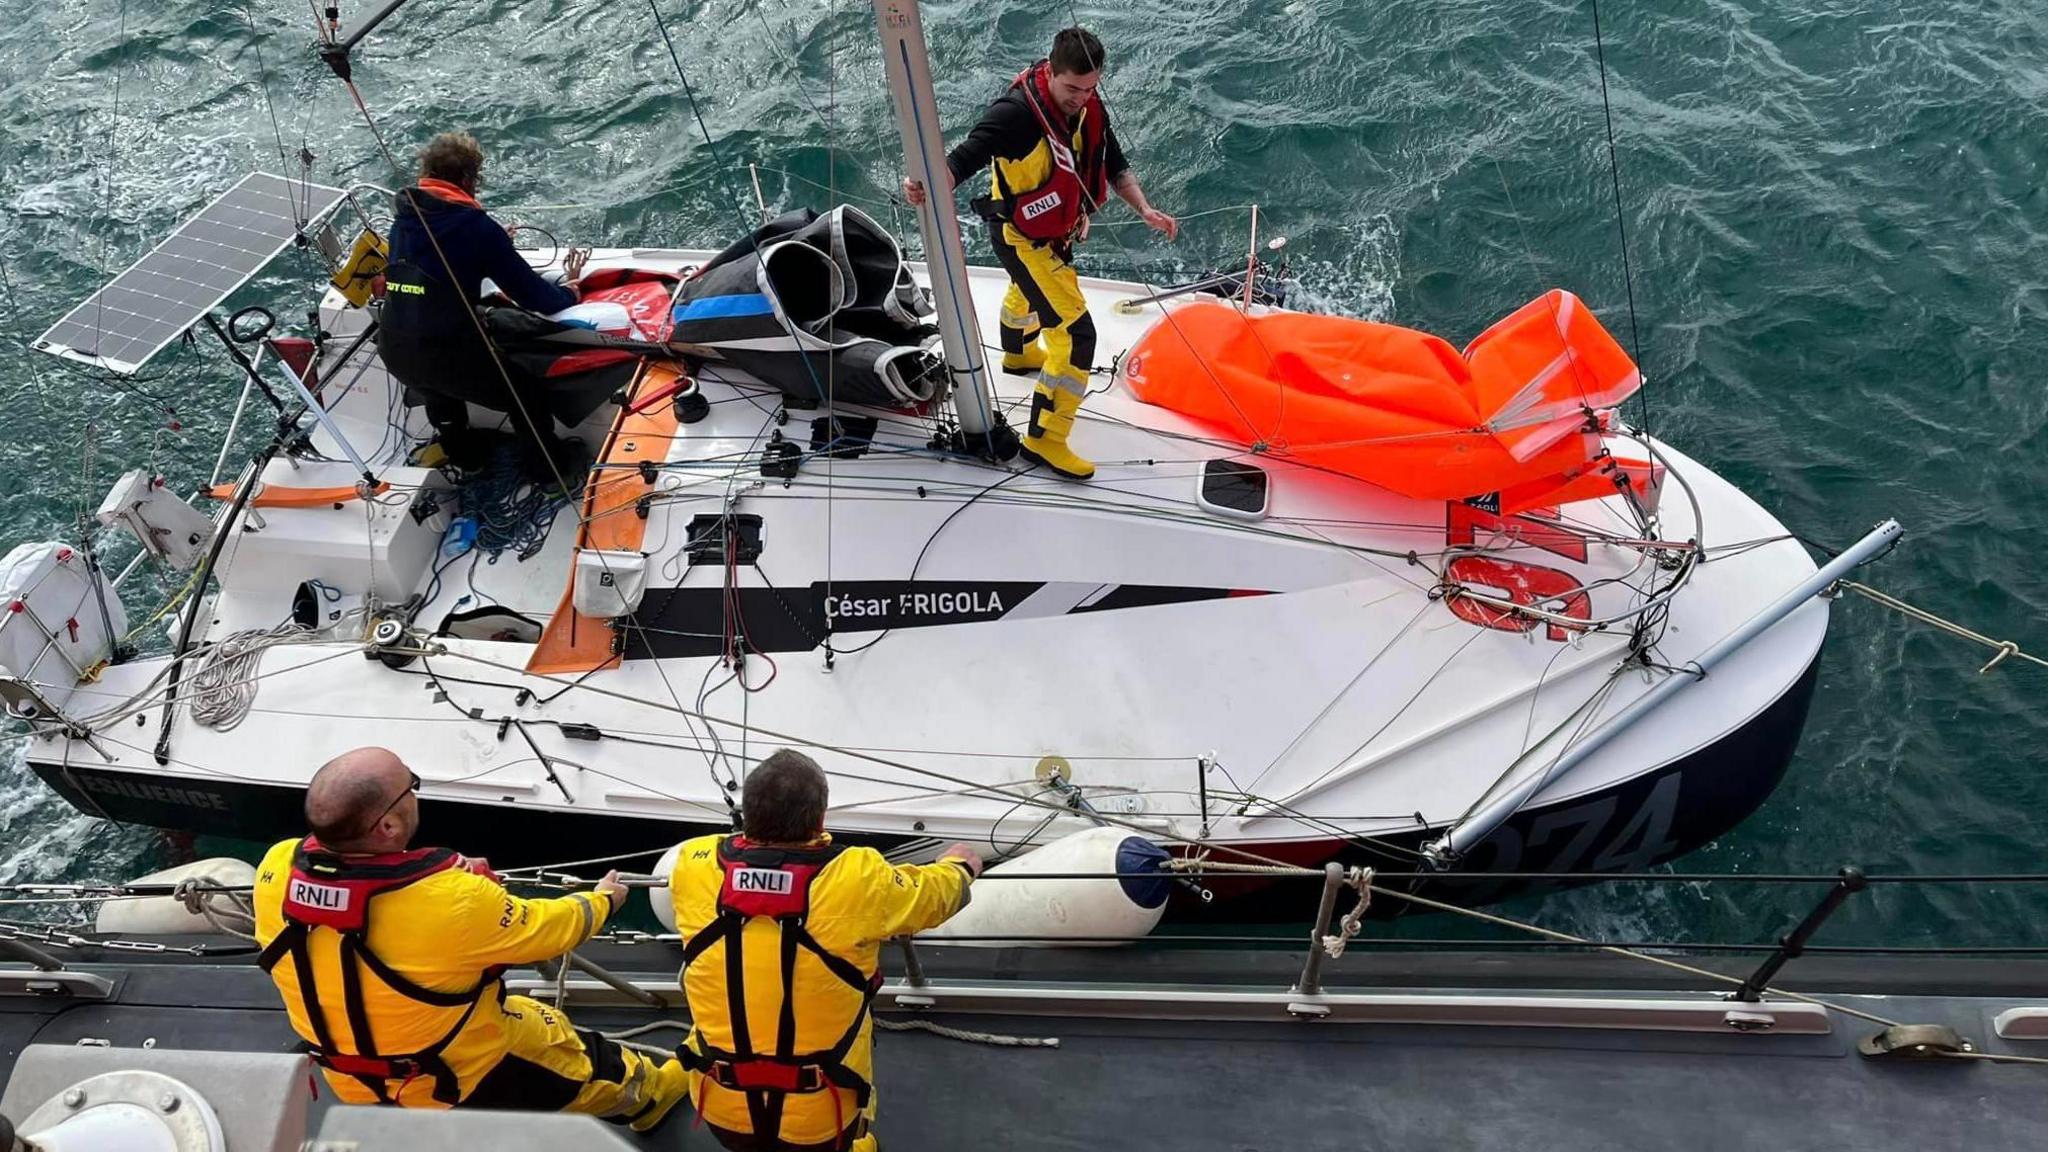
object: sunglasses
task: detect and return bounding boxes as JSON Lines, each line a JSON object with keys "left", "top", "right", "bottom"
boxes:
{"left": 363, "top": 770, "right": 422, "bottom": 835}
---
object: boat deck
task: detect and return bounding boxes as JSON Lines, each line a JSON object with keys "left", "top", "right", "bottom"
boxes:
{"left": 4, "top": 944, "right": 2044, "bottom": 1149}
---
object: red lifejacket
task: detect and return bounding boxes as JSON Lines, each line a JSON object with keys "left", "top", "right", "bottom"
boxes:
{"left": 258, "top": 838, "right": 494, "bottom": 1105}
{"left": 676, "top": 836, "right": 878, "bottom": 1148}
{"left": 998, "top": 60, "right": 1111, "bottom": 244}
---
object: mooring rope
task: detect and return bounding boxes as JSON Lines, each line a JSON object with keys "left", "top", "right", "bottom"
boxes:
{"left": 1838, "top": 580, "right": 2047, "bottom": 674}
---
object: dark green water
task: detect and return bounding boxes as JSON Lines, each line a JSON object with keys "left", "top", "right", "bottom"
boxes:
{"left": 0, "top": 0, "right": 2043, "bottom": 951}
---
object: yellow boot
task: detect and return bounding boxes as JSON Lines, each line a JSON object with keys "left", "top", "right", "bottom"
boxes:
{"left": 1019, "top": 382, "right": 1095, "bottom": 480}
{"left": 625, "top": 1055, "right": 693, "bottom": 1134}
{"left": 1001, "top": 342, "right": 1047, "bottom": 375}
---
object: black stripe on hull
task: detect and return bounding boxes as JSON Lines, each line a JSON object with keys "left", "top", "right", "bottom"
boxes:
{"left": 27, "top": 649, "right": 1821, "bottom": 916}
{"left": 622, "top": 579, "right": 1267, "bottom": 660}
{"left": 1181, "top": 647, "right": 1826, "bottom": 921}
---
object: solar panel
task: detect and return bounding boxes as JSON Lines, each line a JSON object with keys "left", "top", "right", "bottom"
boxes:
{"left": 34, "top": 172, "right": 348, "bottom": 375}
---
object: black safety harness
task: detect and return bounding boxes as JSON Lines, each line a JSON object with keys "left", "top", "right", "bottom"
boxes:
{"left": 677, "top": 837, "right": 878, "bottom": 1149}
{"left": 257, "top": 839, "right": 500, "bottom": 1105}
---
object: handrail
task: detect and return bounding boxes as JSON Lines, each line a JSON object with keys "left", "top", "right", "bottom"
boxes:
{"left": 30, "top": 868, "right": 2048, "bottom": 897}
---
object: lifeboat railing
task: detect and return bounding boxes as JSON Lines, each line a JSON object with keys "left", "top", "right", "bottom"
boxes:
{"left": 12, "top": 863, "right": 2048, "bottom": 1058}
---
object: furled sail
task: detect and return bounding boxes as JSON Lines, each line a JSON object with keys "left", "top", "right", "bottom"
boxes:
{"left": 669, "top": 206, "right": 946, "bottom": 407}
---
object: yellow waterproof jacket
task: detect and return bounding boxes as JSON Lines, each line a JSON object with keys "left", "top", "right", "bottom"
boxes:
{"left": 253, "top": 837, "right": 611, "bottom": 1106}
{"left": 669, "top": 834, "right": 971, "bottom": 1144}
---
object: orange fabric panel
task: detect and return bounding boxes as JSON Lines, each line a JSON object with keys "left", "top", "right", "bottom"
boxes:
{"left": 1462, "top": 289, "right": 1639, "bottom": 463}
{"left": 1124, "top": 294, "right": 1639, "bottom": 503}
{"left": 1495, "top": 454, "right": 1665, "bottom": 518}
{"left": 525, "top": 361, "right": 684, "bottom": 675}
{"left": 206, "top": 481, "right": 391, "bottom": 508}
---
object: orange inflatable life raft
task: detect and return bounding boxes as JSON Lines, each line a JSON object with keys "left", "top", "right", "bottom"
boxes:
{"left": 1123, "top": 291, "right": 1651, "bottom": 512}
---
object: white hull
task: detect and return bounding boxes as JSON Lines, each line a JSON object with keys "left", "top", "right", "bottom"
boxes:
{"left": 25, "top": 246, "right": 1827, "bottom": 903}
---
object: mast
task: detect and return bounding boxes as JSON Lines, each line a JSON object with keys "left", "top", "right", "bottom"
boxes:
{"left": 871, "top": 0, "right": 1007, "bottom": 450}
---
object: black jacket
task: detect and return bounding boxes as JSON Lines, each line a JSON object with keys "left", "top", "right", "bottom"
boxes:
{"left": 377, "top": 186, "right": 575, "bottom": 405}
{"left": 944, "top": 88, "right": 1129, "bottom": 191}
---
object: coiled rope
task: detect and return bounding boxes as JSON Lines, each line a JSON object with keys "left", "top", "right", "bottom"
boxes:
{"left": 186, "top": 622, "right": 318, "bottom": 730}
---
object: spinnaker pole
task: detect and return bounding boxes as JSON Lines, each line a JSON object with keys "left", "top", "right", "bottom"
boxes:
{"left": 871, "top": 0, "right": 1008, "bottom": 451}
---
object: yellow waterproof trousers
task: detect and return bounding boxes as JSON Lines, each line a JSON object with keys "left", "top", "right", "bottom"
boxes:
{"left": 991, "top": 225, "right": 1095, "bottom": 398}
{"left": 461, "top": 994, "right": 692, "bottom": 1133}
{"left": 704, "top": 1089, "right": 877, "bottom": 1151}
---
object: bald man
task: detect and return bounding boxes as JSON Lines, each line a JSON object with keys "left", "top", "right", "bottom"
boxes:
{"left": 252, "top": 747, "right": 690, "bottom": 1132}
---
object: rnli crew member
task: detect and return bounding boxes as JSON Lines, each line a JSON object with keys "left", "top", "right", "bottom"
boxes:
{"left": 253, "top": 746, "right": 689, "bottom": 1133}
{"left": 669, "top": 749, "right": 983, "bottom": 1151}
{"left": 377, "top": 131, "right": 590, "bottom": 483}
{"left": 904, "top": 27, "right": 1178, "bottom": 480}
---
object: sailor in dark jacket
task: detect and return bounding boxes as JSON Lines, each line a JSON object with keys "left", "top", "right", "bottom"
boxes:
{"left": 378, "top": 131, "right": 588, "bottom": 481}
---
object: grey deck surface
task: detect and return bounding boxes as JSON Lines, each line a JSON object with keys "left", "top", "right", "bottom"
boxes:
{"left": 5, "top": 946, "right": 2046, "bottom": 1150}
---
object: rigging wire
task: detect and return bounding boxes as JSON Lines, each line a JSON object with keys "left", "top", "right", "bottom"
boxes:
{"left": 827, "top": 468, "right": 1029, "bottom": 658}
{"left": 1587, "top": 0, "right": 1649, "bottom": 436}
{"left": 238, "top": 0, "right": 296, "bottom": 183}
{"left": 643, "top": 0, "right": 771, "bottom": 244}
{"left": 0, "top": 254, "right": 57, "bottom": 402}
{"left": 88, "top": 0, "right": 130, "bottom": 358}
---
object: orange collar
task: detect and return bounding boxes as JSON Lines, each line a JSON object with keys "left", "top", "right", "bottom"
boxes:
{"left": 416, "top": 177, "right": 481, "bottom": 208}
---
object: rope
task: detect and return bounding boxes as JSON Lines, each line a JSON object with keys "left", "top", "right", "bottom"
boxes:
{"left": 120, "top": 565, "right": 204, "bottom": 646}
{"left": 1320, "top": 867, "right": 1372, "bottom": 959}
{"left": 875, "top": 1017, "right": 1060, "bottom": 1049}
{"left": 186, "top": 622, "right": 322, "bottom": 730}
{"left": 172, "top": 880, "right": 257, "bottom": 942}
{"left": 591, "top": 1000, "right": 1061, "bottom": 1051}
{"left": 550, "top": 948, "right": 572, "bottom": 1007}
{"left": 1839, "top": 580, "right": 2048, "bottom": 674}
{"left": 1170, "top": 859, "right": 1319, "bottom": 877}
{"left": 449, "top": 444, "right": 571, "bottom": 560}
{"left": 604, "top": 1019, "right": 692, "bottom": 1042}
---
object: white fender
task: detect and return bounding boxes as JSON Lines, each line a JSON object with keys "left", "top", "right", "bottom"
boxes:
{"left": 95, "top": 857, "right": 257, "bottom": 936}
{"left": 648, "top": 842, "right": 685, "bottom": 933}
{"left": 921, "top": 827, "right": 1173, "bottom": 948}
{"left": 645, "top": 829, "right": 1173, "bottom": 947}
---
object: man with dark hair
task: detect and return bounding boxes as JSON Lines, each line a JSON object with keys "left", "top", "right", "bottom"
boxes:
{"left": 378, "top": 131, "right": 591, "bottom": 484}
{"left": 668, "top": 748, "right": 983, "bottom": 1151}
{"left": 739, "top": 747, "right": 833, "bottom": 842}
{"left": 252, "top": 747, "right": 689, "bottom": 1132}
{"left": 905, "top": 26, "right": 1178, "bottom": 480}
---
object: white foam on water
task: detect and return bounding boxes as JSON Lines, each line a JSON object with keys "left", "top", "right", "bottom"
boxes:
{"left": 0, "top": 743, "right": 155, "bottom": 916}
{"left": 1284, "top": 212, "right": 1401, "bottom": 323}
